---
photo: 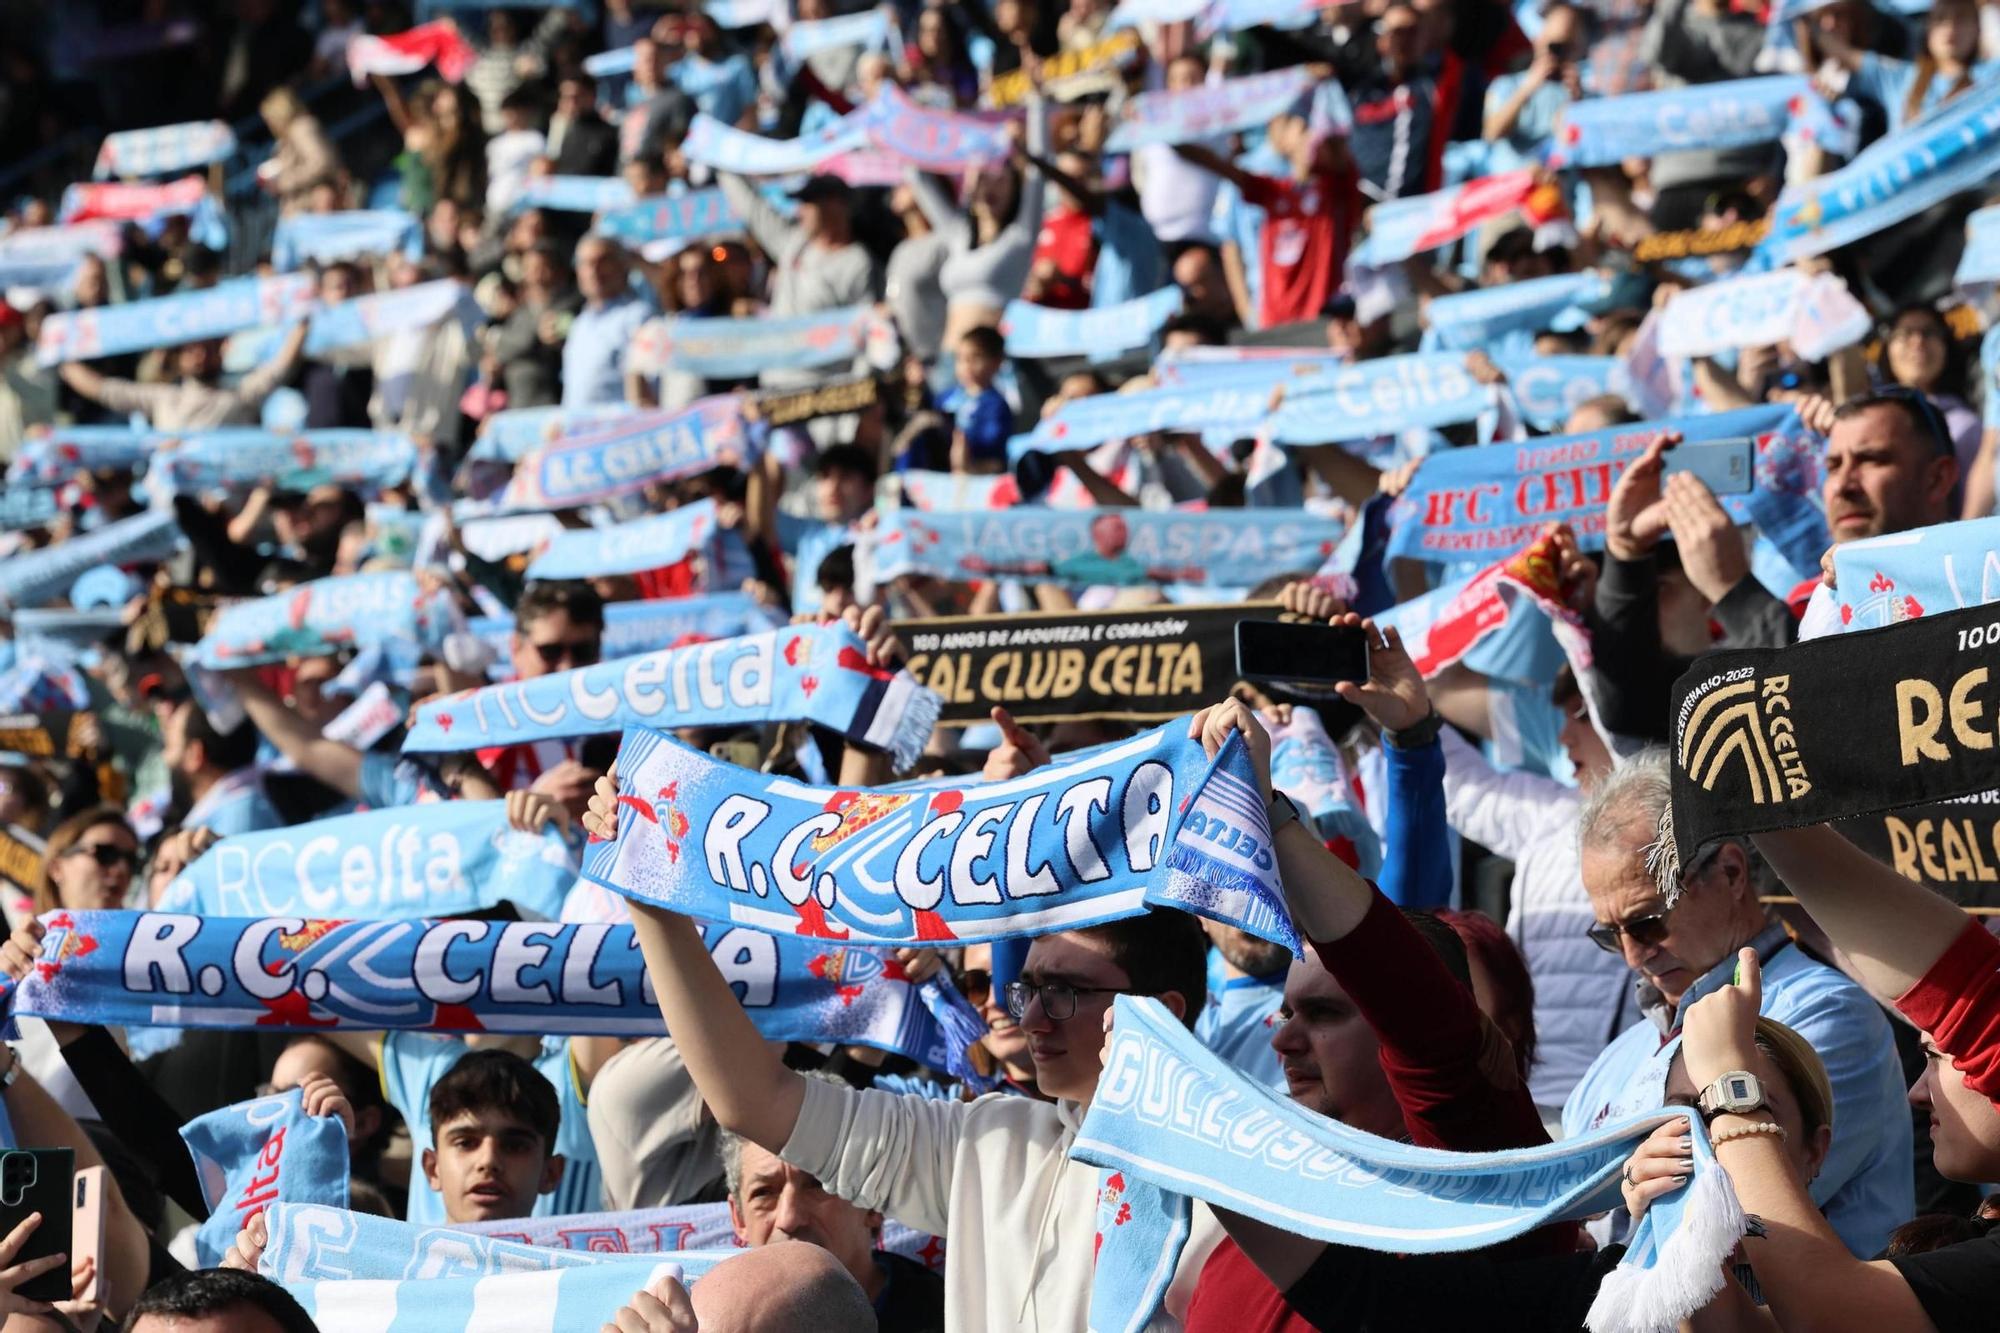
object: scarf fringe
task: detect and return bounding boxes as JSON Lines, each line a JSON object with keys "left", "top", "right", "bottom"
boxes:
{"left": 1644, "top": 803, "right": 1684, "bottom": 905}
{"left": 889, "top": 678, "right": 943, "bottom": 773}
{"left": 1584, "top": 1160, "right": 1745, "bottom": 1333}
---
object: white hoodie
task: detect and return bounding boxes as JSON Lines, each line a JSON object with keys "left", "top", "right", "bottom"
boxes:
{"left": 781, "top": 1077, "right": 1217, "bottom": 1331}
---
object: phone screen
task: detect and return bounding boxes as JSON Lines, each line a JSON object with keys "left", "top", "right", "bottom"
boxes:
{"left": 1235, "top": 620, "right": 1370, "bottom": 686}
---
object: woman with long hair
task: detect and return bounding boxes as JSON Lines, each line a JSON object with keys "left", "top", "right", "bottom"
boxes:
{"left": 1817, "top": 0, "right": 1992, "bottom": 133}
{"left": 35, "top": 804, "right": 139, "bottom": 915}
{"left": 1876, "top": 303, "right": 1980, "bottom": 476}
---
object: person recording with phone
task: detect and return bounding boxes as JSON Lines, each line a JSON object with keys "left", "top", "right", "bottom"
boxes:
{"left": 1483, "top": 3, "right": 1590, "bottom": 171}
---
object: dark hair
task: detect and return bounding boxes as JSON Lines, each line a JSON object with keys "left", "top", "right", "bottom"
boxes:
{"left": 1434, "top": 908, "right": 1537, "bottom": 1081}
{"left": 1884, "top": 1212, "right": 1996, "bottom": 1257}
{"left": 1832, "top": 386, "right": 1957, "bottom": 459}
{"left": 429, "top": 1048, "right": 560, "bottom": 1150}
{"left": 1400, "top": 909, "right": 1473, "bottom": 991}
{"left": 180, "top": 701, "right": 261, "bottom": 775}
{"left": 516, "top": 580, "right": 605, "bottom": 633}
{"left": 1074, "top": 909, "right": 1208, "bottom": 1031}
{"left": 814, "top": 544, "right": 856, "bottom": 593}
{"left": 1161, "top": 313, "right": 1231, "bottom": 345}
{"left": 130, "top": 1268, "right": 319, "bottom": 1333}
{"left": 814, "top": 443, "right": 878, "bottom": 485}
{"left": 1882, "top": 302, "right": 1970, "bottom": 399}
{"left": 959, "top": 324, "right": 1005, "bottom": 360}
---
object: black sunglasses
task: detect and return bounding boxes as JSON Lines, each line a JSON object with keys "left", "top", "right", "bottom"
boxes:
{"left": 530, "top": 638, "right": 600, "bottom": 670}
{"left": 65, "top": 843, "right": 138, "bottom": 872}
{"left": 953, "top": 968, "right": 992, "bottom": 1004}
{"left": 1586, "top": 910, "right": 1673, "bottom": 954}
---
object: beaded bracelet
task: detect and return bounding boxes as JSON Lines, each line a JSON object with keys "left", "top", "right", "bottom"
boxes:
{"left": 1711, "top": 1121, "right": 1787, "bottom": 1147}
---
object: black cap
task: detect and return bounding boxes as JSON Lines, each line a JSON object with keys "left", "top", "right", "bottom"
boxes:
{"left": 790, "top": 174, "right": 852, "bottom": 204}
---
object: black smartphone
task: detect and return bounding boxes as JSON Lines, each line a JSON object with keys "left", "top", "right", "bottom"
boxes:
{"left": 1235, "top": 620, "right": 1370, "bottom": 686}
{"left": 0, "top": 1148, "right": 73, "bottom": 1303}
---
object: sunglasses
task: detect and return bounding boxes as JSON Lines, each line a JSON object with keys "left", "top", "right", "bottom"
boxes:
{"left": 65, "top": 843, "right": 139, "bottom": 872}
{"left": 1585, "top": 846, "right": 1722, "bottom": 953}
{"left": 953, "top": 968, "right": 992, "bottom": 1004}
{"left": 529, "top": 638, "right": 600, "bottom": 670}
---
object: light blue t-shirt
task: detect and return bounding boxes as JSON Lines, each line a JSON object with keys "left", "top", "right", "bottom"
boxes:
{"left": 1195, "top": 949, "right": 1286, "bottom": 1090}
{"left": 1849, "top": 53, "right": 1999, "bottom": 132}
{"left": 562, "top": 293, "right": 653, "bottom": 409}
{"left": 673, "top": 53, "right": 758, "bottom": 128}
{"left": 1562, "top": 929, "right": 1913, "bottom": 1259}
{"left": 1481, "top": 70, "right": 1571, "bottom": 173}
{"left": 380, "top": 1032, "right": 602, "bottom": 1224}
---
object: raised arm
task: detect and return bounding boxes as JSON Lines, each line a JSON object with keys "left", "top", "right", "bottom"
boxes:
{"left": 225, "top": 669, "right": 365, "bottom": 799}
{"left": 1172, "top": 142, "right": 1260, "bottom": 195}
{"left": 716, "top": 171, "right": 802, "bottom": 264}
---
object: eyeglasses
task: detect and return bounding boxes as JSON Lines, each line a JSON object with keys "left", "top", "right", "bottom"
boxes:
{"left": 1586, "top": 847, "right": 1721, "bottom": 953}
{"left": 529, "top": 638, "right": 600, "bottom": 670}
{"left": 65, "top": 843, "right": 138, "bottom": 872}
{"left": 953, "top": 968, "right": 992, "bottom": 1004}
{"left": 1003, "top": 979, "right": 1134, "bottom": 1022}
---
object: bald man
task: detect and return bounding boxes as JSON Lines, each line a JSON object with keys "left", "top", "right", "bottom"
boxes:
{"left": 603, "top": 1242, "right": 875, "bottom": 1333}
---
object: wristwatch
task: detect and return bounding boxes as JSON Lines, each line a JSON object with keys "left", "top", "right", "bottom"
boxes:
{"left": 1696, "top": 1070, "right": 1769, "bottom": 1123}
{"left": 0, "top": 1044, "right": 20, "bottom": 1090}
{"left": 1267, "top": 789, "right": 1301, "bottom": 835}
{"left": 1384, "top": 708, "right": 1445, "bottom": 751}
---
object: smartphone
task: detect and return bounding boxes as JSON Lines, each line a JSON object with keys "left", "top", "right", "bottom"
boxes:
{"left": 1235, "top": 619, "right": 1370, "bottom": 686}
{"left": 1661, "top": 436, "right": 1755, "bottom": 496}
{"left": 71, "top": 1167, "right": 105, "bottom": 1306}
{"left": 0, "top": 1148, "right": 73, "bottom": 1303}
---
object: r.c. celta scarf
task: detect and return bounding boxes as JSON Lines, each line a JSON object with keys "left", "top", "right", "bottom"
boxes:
{"left": 3, "top": 909, "right": 974, "bottom": 1072}
{"left": 182, "top": 1088, "right": 348, "bottom": 1266}
{"left": 582, "top": 721, "right": 1299, "bottom": 950}
{"left": 403, "top": 623, "right": 942, "bottom": 772}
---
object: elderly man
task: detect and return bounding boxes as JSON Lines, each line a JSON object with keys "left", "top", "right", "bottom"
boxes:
{"left": 561, "top": 236, "right": 651, "bottom": 408}
{"left": 717, "top": 1080, "right": 946, "bottom": 1333}
{"left": 1562, "top": 750, "right": 1912, "bottom": 1257}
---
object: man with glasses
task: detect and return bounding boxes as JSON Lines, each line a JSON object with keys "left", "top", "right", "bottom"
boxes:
{"left": 1562, "top": 748, "right": 1911, "bottom": 1257}
{"left": 485, "top": 580, "right": 608, "bottom": 797}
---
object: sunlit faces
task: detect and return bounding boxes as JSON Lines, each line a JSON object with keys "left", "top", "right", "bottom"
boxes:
{"left": 1268, "top": 952, "right": 1405, "bottom": 1138}
{"left": 1910, "top": 1032, "right": 2000, "bottom": 1183}
{"left": 729, "top": 1139, "right": 880, "bottom": 1294}
{"left": 422, "top": 1107, "right": 564, "bottom": 1224}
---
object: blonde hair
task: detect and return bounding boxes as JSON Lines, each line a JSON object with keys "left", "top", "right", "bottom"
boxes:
{"left": 1754, "top": 1016, "right": 1834, "bottom": 1137}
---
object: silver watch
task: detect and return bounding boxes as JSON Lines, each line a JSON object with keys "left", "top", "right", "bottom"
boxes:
{"left": 1696, "top": 1070, "right": 1767, "bottom": 1123}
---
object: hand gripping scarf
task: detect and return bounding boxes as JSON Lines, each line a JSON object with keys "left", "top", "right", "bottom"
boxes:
{"left": 581, "top": 721, "right": 1299, "bottom": 950}
{"left": 1076, "top": 997, "right": 1740, "bottom": 1333}
{"left": 2, "top": 909, "right": 975, "bottom": 1072}
{"left": 182, "top": 1088, "right": 348, "bottom": 1266}
{"left": 403, "top": 623, "right": 942, "bottom": 772}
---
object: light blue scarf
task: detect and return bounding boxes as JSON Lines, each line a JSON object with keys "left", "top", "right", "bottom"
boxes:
{"left": 1267, "top": 706, "right": 1383, "bottom": 876}
{"left": 1385, "top": 404, "right": 1798, "bottom": 563}
{"left": 93, "top": 120, "right": 236, "bottom": 179}
{"left": 1545, "top": 77, "right": 1825, "bottom": 170}
{"left": 1753, "top": 78, "right": 2000, "bottom": 267}
{"left": 1018, "top": 381, "right": 1274, "bottom": 453}
{"left": 271, "top": 210, "right": 425, "bottom": 272}
{"left": 405, "top": 623, "right": 942, "bottom": 771}
{"left": 156, "top": 800, "right": 576, "bottom": 921}
{"left": 1268, "top": 354, "right": 1494, "bottom": 445}
{"left": 868, "top": 506, "right": 1346, "bottom": 591}
{"left": 156, "top": 429, "right": 417, "bottom": 495}
{"left": 7, "top": 909, "right": 973, "bottom": 1070}
{"left": 1076, "top": 997, "right": 1739, "bottom": 1333}
{"left": 782, "top": 9, "right": 892, "bottom": 60}
{"left": 582, "top": 722, "right": 1298, "bottom": 949}
{"left": 261, "top": 1204, "right": 719, "bottom": 1330}
{"left": 0, "top": 508, "right": 181, "bottom": 612}
{"left": 633, "top": 304, "right": 878, "bottom": 380}
{"left": 681, "top": 112, "right": 868, "bottom": 176}
{"left": 468, "top": 405, "right": 643, "bottom": 463}
{"left": 1421, "top": 272, "right": 1610, "bottom": 353}
{"left": 182, "top": 1088, "right": 348, "bottom": 1266}
{"left": 36, "top": 274, "right": 316, "bottom": 367}
{"left": 0, "top": 490, "right": 58, "bottom": 533}
{"left": 9, "top": 425, "right": 155, "bottom": 484}
{"left": 468, "top": 592, "right": 783, "bottom": 667}
{"left": 857, "top": 85, "right": 1013, "bottom": 171}
{"left": 509, "top": 175, "right": 637, "bottom": 215}
{"left": 195, "top": 571, "right": 462, "bottom": 670}
{"left": 1001, "top": 287, "right": 1184, "bottom": 359}
{"left": 0, "top": 221, "right": 120, "bottom": 292}
{"left": 597, "top": 189, "right": 743, "bottom": 248}
{"left": 1492, "top": 353, "right": 1625, "bottom": 432}
{"left": 1103, "top": 66, "right": 1316, "bottom": 152}
{"left": 1829, "top": 514, "right": 2000, "bottom": 630}
{"left": 500, "top": 399, "right": 747, "bottom": 510}
{"left": 305, "top": 279, "right": 473, "bottom": 355}
{"left": 525, "top": 499, "right": 753, "bottom": 583}
{"left": 453, "top": 1203, "right": 938, "bottom": 1267}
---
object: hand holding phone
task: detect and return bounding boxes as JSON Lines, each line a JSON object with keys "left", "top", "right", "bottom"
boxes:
{"left": 0, "top": 1148, "right": 74, "bottom": 1308}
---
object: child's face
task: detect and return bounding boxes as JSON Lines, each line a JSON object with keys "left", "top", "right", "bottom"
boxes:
{"left": 957, "top": 342, "right": 1000, "bottom": 388}
{"left": 423, "top": 1108, "right": 561, "bottom": 1223}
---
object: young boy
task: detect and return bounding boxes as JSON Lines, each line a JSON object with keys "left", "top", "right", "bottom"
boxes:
{"left": 937, "top": 325, "right": 1012, "bottom": 475}
{"left": 421, "top": 1048, "right": 567, "bottom": 1224}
